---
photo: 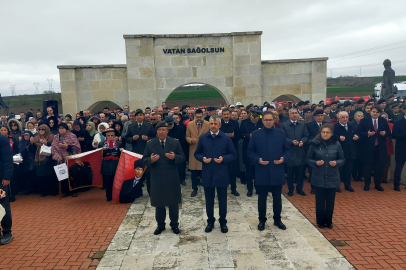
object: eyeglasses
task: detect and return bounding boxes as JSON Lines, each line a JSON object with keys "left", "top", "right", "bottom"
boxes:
{"left": 321, "top": 131, "right": 332, "bottom": 134}
{"left": 39, "top": 128, "right": 45, "bottom": 131}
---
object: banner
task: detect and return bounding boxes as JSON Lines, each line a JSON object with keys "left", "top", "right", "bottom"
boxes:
{"left": 112, "top": 150, "right": 144, "bottom": 203}
{"left": 66, "top": 148, "right": 103, "bottom": 191}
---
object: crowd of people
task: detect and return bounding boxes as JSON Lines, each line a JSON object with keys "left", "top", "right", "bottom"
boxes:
{"left": 1, "top": 94, "right": 406, "bottom": 242}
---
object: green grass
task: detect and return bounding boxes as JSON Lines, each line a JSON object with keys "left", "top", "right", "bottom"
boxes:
{"left": 327, "top": 87, "right": 374, "bottom": 93}
{"left": 167, "top": 89, "right": 222, "bottom": 100}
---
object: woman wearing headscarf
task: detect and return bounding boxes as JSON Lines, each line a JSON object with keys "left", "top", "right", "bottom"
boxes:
{"left": 25, "top": 121, "right": 37, "bottom": 136}
{"left": 47, "top": 116, "right": 59, "bottom": 135}
{"left": 89, "top": 116, "right": 101, "bottom": 130}
{"left": 29, "top": 124, "right": 56, "bottom": 197}
{"left": 72, "top": 120, "right": 91, "bottom": 153}
{"left": 52, "top": 123, "right": 81, "bottom": 197}
{"left": 7, "top": 119, "right": 22, "bottom": 142}
{"left": 78, "top": 117, "right": 87, "bottom": 130}
{"left": 113, "top": 121, "right": 123, "bottom": 142}
{"left": 92, "top": 123, "right": 109, "bottom": 149}
{"left": 19, "top": 130, "right": 36, "bottom": 195}
{"left": 86, "top": 122, "right": 98, "bottom": 141}
{"left": 98, "top": 128, "right": 122, "bottom": 201}
{"left": 0, "top": 125, "right": 20, "bottom": 201}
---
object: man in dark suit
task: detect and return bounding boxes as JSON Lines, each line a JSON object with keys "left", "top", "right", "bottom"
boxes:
{"left": 143, "top": 121, "right": 185, "bottom": 235}
{"left": 204, "top": 106, "right": 216, "bottom": 121}
{"left": 247, "top": 111, "right": 290, "bottom": 231}
{"left": 0, "top": 133, "right": 15, "bottom": 245}
{"left": 166, "top": 115, "right": 187, "bottom": 186}
{"left": 392, "top": 104, "right": 406, "bottom": 191}
{"left": 119, "top": 159, "right": 143, "bottom": 203}
{"left": 240, "top": 109, "right": 263, "bottom": 197}
{"left": 358, "top": 105, "right": 391, "bottom": 191}
{"left": 125, "top": 109, "right": 156, "bottom": 155}
{"left": 220, "top": 108, "right": 240, "bottom": 196}
{"left": 329, "top": 101, "right": 339, "bottom": 119}
{"left": 281, "top": 108, "right": 309, "bottom": 197}
{"left": 194, "top": 115, "right": 237, "bottom": 234}
{"left": 334, "top": 111, "right": 359, "bottom": 192}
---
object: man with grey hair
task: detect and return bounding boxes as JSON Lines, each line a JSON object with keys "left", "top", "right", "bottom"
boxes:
{"left": 194, "top": 114, "right": 237, "bottom": 233}
{"left": 121, "top": 115, "right": 128, "bottom": 124}
{"left": 122, "top": 110, "right": 137, "bottom": 150}
{"left": 334, "top": 111, "right": 358, "bottom": 192}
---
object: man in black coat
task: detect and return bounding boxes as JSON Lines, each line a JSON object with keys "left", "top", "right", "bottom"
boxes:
{"left": 358, "top": 105, "right": 391, "bottom": 191}
{"left": 0, "top": 134, "right": 15, "bottom": 245}
{"left": 220, "top": 108, "right": 240, "bottom": 196}
{"left": 125, "top": 109, "right": 156, "bottom": 155}
{"left": 240, "top": 109, "right": 263, "bottom": 197}
{"left": 204, "top": 106, "right": 216, "bottom": 121}
{"left": 166, "top": 115, "right": 187, "bottom": 186}
{"left": 143, "top": 121, "right": 185, "bottom": 235}
{"left": 392, "top": 104, "right": 406, "bottom": 191}
{"left": 334, "top": 111, "right": 358, "bottom": 192}
{"left": 281, "top": 108, "right": 309, "bottom": 196}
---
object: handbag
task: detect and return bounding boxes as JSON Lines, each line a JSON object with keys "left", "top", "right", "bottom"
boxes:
{"left": 40, "top": 145, "right": 52, "bottom": 156}
{"left": 54, "top": 163, "right": 68, "bottom": 181}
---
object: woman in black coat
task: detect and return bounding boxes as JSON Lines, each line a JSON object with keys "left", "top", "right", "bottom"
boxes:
{"left": 98, "top": 128, "right": 122, "bottom": 201}
{"left": 72, "top": 120, "right": 92, "bottom": 153}
{"left": 307, "top": 123, "right": 345, "bottom": 229}
{"left": 19, "top": 130, "right": 37, "bottom": 195}
{"left": 47, "top": 116, "right": 59, "bottom": 135}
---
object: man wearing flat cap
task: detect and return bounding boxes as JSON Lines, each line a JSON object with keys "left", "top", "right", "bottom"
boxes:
{"left": 329, "top": 101, "right": 339, "bottom": 119}
{"left": 143, "top": 121, "right": 185, "bottom": 235}
{"left": 342, "top": 101, "right": 354, "bottom": 121}
{"left": 204, "top": 106, "right": 216, "bottom": 121}
{"left": 296, "top": 101, "right": 305, "bottom": 116}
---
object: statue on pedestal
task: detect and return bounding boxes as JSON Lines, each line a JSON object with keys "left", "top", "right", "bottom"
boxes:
{"left": 382, "top": 59, "right": 397, "bottom": 100}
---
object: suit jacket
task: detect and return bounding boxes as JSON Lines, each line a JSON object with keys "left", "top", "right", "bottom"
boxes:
{"left": 220, "top": 119, "right": 240, "bottom": 176}
{"left": 334, "top": 122, "right": 357, "bottom": 160}
{"left": 358, "top": 116, "right": 391, "bottom": 163}
{"left": 247, "top": 127, "right": 290, "bottom": 186}
{"left": 240, "top": 118, "right": 263, "bottom": 165}
{"left": 194, "top": 130, "right": 237, "bottom": 187}
{"left": 281, "top": 120, "right": 309, "bottom": 166}
{"left": 392, "top": 117, "right": 406, "bottom": 163}
{"left": 185, "top": 120, "right": 210, "bottom": 170}
{"left": 125, "top": 121, "right": 156, "bottom": 155}
{"left": 307, "top": 121, "right": 327, "bottom": 142}
{"left": 143, "top": 136, "right": 185, "bottom": 207}
{"left": 304, "top": 114, "right": 331, "bottom": 123}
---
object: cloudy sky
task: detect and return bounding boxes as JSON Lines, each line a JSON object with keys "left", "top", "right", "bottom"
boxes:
{"left": 1, "top": 0, "right": 405, "bottom": 96}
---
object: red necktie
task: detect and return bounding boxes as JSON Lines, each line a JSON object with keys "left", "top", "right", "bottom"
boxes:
{"left": 197, "top": 123, "right": 201, "bottom": 133}
{"left": 212, "top": 133, "right": 216, "bottom": 139}
{"left": 374, "top": 119, "right": 378, "bottom": 146}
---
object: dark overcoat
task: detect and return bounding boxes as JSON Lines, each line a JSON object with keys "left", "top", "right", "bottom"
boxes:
{"left": 220, "top": 119, "right": 240, "bottom": 176}
{"left": 281, "top": 120, "right": 309, "bottom": 166}
{"left": 392, "top": 117, "right": 406, "bottom": 163}
{"left": 125, "top": 121, "right": 156, "bottom": 155}
{"left": 247, "top": 127, "right": 290, "bottom": 186}
{"left": 240, "top": 118, "right": 263, "bottom": 165}
{"left": 98, "top": 141, "right": 122, "bottom": 175}
{"left": 194, "top": 130, "right": 237, "bottom": 187}
{"left": 143, "top": 136, "right": 185, "bottom": 207}
{"left": 358, "top": 116, "right": 391, "bottom": 163}
{"left": 334, "top": 122, "right": 357, "bottom": 160}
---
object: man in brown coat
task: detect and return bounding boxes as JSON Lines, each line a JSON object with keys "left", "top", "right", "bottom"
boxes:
{"left": 186, "top": 109, "right": 210, "bottom": 197}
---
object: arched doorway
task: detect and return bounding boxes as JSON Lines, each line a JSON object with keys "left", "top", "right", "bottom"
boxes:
{"left": 164, "top": 83, "right": 228, "bottom": 108}
{"left": 272, "top": 95, "right": 302, "bottom": 103}
{"left": 88, "top": 101, "right": 122, "bottom": 114}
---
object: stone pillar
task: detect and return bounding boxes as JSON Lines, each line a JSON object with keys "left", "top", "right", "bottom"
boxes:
{"left": 59, "top": 67, "right": 78, "bottom": 115}
{"left": 311, "top": 60, "right": 327, "bottom": 103}
{"left": 232, "top": 34, "right": 262, "bottom": 106}
{"left": 125, "top": 37, "right": 157, "bottom": 110}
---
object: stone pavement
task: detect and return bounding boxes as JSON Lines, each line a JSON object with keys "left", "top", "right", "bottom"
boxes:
{"left": 284, "top": 179, "right": 406, "bottom": 270}
{"left": 97, "top": 175, "right": 354, "bottom": 270}
{"left": 0, "top": 188, "right": 131, "bottom": 270}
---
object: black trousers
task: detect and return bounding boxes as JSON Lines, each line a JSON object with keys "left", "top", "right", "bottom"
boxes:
{"left": 352, "top": 158, "right": 363, "bottom": 180}
{"left": 394, "top": 159, "right": 405, "bottom": 187}
{"left": 364, "top": 147, "right": 383, "bottom": 188}
{"left": 339, "top": 159, "right": 353, "bottom": 187}
{"left": 103, "top": 175, "right": 114, "bottom": 200}
{"left": 145, "top": 172, "right": 151, "bottom": 195}
{"left": 229, "top": 175, "right": 237, "bottom": 191}
{"left": 246, "top": 164, "right": 256, "bottom": 193}
{"left": 39, "top": 175, "right": 58, "bottom": 196}
{"left": 239, "top": 171, "right": 246, "bottom": 183}
{"left": 315, "top": 187, "right": 336, "bottom": 226}
{"left": 0, "top": 183, "right": 12, "bottom": 235}
{"left": 204, "top": 187, "right": 227, "bottom": 224}
{"left": 10, "top": 165, "right": 19, "bottom": 196}
{"left": 257, "top": 185, "right": 282, "bottom": 223}
{"left": 191, "top": 170, "right": 200, "bottom": 191}
{"left": 155, "top": 204, "right": 179, "bottom": 229}
{"left": 287, "top": 165, "right": 304, "bottom": 191}
{"left": 178, "top": 163, "right": 186, "bottom": 182}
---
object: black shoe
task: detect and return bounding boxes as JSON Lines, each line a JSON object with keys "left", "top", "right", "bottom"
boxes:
{"left": 359, "top": 177, "right": 364, "bottom": 182}
{"left": 101, "top": 186, "right": 105, "bottom": 190}
{"left": 274, "top": 221, "right": 286, "bottom": 230}
{"left": 220, "top": 224, "right": 228, "bottom": 233}
{"left": 345, "top": 186, "right": 354, "bottom": 192}
{"left": 181, "top": 181, "right": 186, "bottom": 186}
{"left": 364, "top": 186, "right": 370, "bottom": 191}
{"left": 311, "top": 189, "right": 315, "bottom": 194}
{"left": 375, "top": 186, "right": 384, "bottom": 191}
{"left": 353, "top": 177, "right": 359, "bottom": 182}
{"left": 395, "top": 186, "right": 401, "bottom": 191}
{"left": 318, "top": 224, "right": 325, "bottom": 229}
{"left": 336, "top": 188, "right": 342, "bottom": 193}
{"left": 40, "top": 193, "right": 47, "bottom": 197}
{"left": 231, "top": 190, "right": 240, "bottom": 197}
{"left": 9, "top": 196, "right": 15, "bottom": 202}
{"left": 247, "top": 191, "right": 252, "bottom": 197}
{"left": 258, "top": 222, "right": 265, "bottom": 231}
{"left": 171, "top": 226, "right": 180, "bottom": 234}
{"left": 205, "top": 223, "right": 214, "bottom": 233}
{"left": 154, "top": 227, "right": 165, "bottom": 235}
{"left": 191, "top": 190, "right": 197, "bottom": 197}
{"left": 287, "top": 191, "right": 294, "bottom": 196}
{"left": 327, "top": 224, "right": 333, "bottom": 229}
{"left": 106, "top": 198, "right": 112, "bottom": 201}
{"left": 72, "top": 192, "right": 78, "bottom": 197}
{"left": 297, "top": 190, "right": 306, "bottom": 196}
{"left": 0, "top": 233, "right": 13, "bottom": 245}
